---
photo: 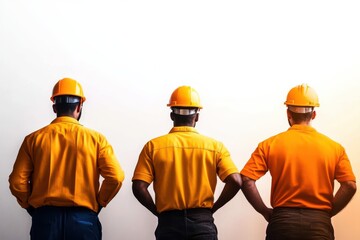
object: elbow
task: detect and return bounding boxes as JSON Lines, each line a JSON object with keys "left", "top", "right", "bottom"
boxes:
{"left": 225, "top": 173, "right": 242, "bottom": 190}
{"left": 237, "top": 174, "right": 243, "bottom": 189}
{"left": 131, "top": 182, "right": 139, "bottom": 196}
{"left": 349, "top": 181, "right": 357, "bottom": 195}
{"left": 241, "top": 174, "right": 256, "bottom": 190}
{"left": 117, "top": 170, "right": 125, "bottom": 183}
{"left": 111, "top": 171, "right": 125, "bottom": 188}
{"left": 132, "top": 180, "right": 149, "bottom": 198}
{"left": 340, "top": 180, "right": 357, "bottom": 197}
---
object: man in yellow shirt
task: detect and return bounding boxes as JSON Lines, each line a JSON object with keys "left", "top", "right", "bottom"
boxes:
{"left": 9, "top": 78, "right": 125, "bottom": 240}
{"left": 132, "top": 85, "right": 242, "bottom": 240}
{"left": 240, "top": 84, "right": 357, "bottom": 240}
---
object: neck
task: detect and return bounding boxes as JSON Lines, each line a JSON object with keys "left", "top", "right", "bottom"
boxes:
{"left": 173, "top": 123, "right": 195, "bottom": 127}
{"left": 290, "top": 121, "right": 311, "bottom": 127}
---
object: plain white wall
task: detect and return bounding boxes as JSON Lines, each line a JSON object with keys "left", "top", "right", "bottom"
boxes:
{"left": 1, "top": 1, "right": 359, "bottom": 239}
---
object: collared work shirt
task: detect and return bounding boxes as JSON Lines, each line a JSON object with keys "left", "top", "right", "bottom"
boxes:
{"left": 241, "top": 125, "right": 356, "bottom": 210}
{"left": 9, "top": 116, "right": 124, "bottom": 212}
{"left": 132, "top": 126, "right": 238, "bottom": 213}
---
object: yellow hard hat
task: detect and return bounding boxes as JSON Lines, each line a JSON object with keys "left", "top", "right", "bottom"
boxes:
{"left": 284, "top": 83, "right": 319, "bottom": 107}
{"left": 167, "top": 86, "right": 203, "bottom": 109}
{"left": 50, "top": 78, "right": 86, "bottom": 103}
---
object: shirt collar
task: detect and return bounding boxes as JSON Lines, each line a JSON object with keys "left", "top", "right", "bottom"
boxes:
{"left": 51, "top": 116, "right": 82, "bottom": 125}
{"left": 169, "top": 126, "right": 199, "bottom": 134}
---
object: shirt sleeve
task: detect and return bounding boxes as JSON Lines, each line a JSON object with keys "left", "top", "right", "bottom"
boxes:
{"left": 97, "top": 136, "right": 125, "bottom": 207}
{"left": 9, "top": 137, "right": 33, "bottom": 208}
{"left": 132, "top": 142, "right": 155, "bottom": 184}
{"left": 216, "top": 143, "right": 239, "bottom": 182}
{"left": 335, "top": 146, "right": 356, "bottom": 183}
{"left": 240, "top": 142, "right": 269, "bottom": 181}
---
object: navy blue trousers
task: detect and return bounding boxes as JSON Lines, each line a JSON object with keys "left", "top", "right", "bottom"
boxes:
{"left": 266, "top": 207, "right": 334, "bottom": 240}
{"left": 155, "top": 208, "right": 218, "bottom": 240}
{"left": 30, "top": 206, "right": 102, "bottom": 240}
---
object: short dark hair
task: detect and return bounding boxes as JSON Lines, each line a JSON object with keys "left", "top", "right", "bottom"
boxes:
{"left": 54, "top": 102, "right": 79, "bottom": 115}
{"left": 288, "top": 111, "right": 313, "bottom": 124}
{"left": 172, "top": 113, "right": 197, "bottom": 125}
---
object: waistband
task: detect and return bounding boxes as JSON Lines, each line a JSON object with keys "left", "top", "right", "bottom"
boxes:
{"left": 36, "top": 206, "right": 94, "bottom": 213}
{"left": 274, "top": 207, "right": 330, "bottom": 214}
{"left": 159, "top": 208, "right": 212, "bottom": 216}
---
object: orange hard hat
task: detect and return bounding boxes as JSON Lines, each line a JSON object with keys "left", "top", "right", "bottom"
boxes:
{"left": 167, "top": 86, "right": 203, "bottom": 109}
{"left": 50, "top": 78, "right": 86, "bottom": 103}
{"left": 284, "top": 83, "right": 319, "bottom": 107}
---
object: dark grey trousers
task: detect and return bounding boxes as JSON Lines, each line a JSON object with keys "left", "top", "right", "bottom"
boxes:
{"left": 266, "top": 207, "right": 334, "bottom": 240}
{"left": 155, "top": 208, "right": 217, "bottom": 240}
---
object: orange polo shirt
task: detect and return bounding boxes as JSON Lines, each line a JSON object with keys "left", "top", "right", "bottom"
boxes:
{"left": 9, "top": 116, "right": 124, "bottom": 212}
{"left": 241, "top": 125, "right": 356, "bottom": 211}
{"left": 132, "top": 126, "right": 239, "bottom": 213}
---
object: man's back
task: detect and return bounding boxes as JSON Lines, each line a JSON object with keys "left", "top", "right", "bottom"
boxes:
{"left": 10, "top": 116, "right": 123, "bottom": 213}
{"left": 241, "top": 84, "right": 356, "bottom": 240}
{"left": 134, "top": 126, "right": 238, "bottom": 213}
{"left": 242, "top": 124, "right": 354, "bottom": 210}
{"left": 9, "top": 78, "right": 125, "bottom": 240}
{"left": 132, "top": 85, "right": 241, "bottom": 240}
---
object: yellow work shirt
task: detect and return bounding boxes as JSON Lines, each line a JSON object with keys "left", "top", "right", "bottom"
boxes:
{"left": 9, "top": 116, "right": 124, "bottom": 212}
{"left": 241, "top": 125, "right": 356, "bottom": 211}
{"left": 132, "top": 126, "right": 238, "bottom": 213}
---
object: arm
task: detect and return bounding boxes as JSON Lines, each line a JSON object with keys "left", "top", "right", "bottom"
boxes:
{"left": 132, "top": 180, "right": 158, "bottom": 216}
{"left": 97, "top": 142, "right": 125, "bottom": 210}
{"left": 212, "top": 173, "right": 242, "bottom": 213}
{"left": 241, "top": 175, "right": 273, "bottom": 222}
{"left": 9, "top": 140, "right": 33, "bottom": 209}
{"left": 330, "top": 180, "right": 357, "bottom": 217}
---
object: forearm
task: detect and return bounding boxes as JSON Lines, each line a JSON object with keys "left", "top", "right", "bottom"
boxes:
{"left": 10, "top": 189, "right": 31, "bottom": 209}
{"left": 132, "top": 180, "right": 158, "bottom": 216}
{"left": 241, "top": 175, "right": 272, "bottom": 221}
{"left": 212, "top": 173, "right": 242, "bottom": 213}
{"left": 135, "top": 192, "right": 157, "bottom": 216}
{"left": 9, "top": 179, "right": 31, "bottom": 208}
{"left": 98, "top": 180, "right": 123, "bottom": 207}
{"left": 331, "top": 181, "right": 356, "bottom": 217}
{"left": 9, "top": 149, "right": 33, "bottom": 209}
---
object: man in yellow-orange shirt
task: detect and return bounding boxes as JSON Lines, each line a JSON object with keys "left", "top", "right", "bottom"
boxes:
{"left": 240, "top": 84, "right": 356, "bottom": 240}
{"left": 9, "top": 78, "right": 124, "bottom": 240}
{"left": 132, "top": 85, "right": 242, "bottom": 240}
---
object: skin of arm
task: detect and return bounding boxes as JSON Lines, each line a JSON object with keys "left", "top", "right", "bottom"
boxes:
{"left": 241, "top": 175, "right": 273, "bottom": 222}
{"left": 330, "top": 180, "right": 357, "bottom": 217}
{"left": 132, "top": 180, "right": 158, "bottom": 216}
{"left": 212, "top": 173, "right": 242, "bottom": 213}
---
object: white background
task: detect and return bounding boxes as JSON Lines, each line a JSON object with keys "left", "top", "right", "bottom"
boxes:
{"left": 1, "top": 1, "right": 359, "bottom": 239}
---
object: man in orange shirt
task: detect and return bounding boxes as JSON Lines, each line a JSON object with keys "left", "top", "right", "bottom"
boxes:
{"left": 9, "top": 78, "right": 124, "bottom": 240}
{"left": 240, "top": 84, "right": 357, "bottom": 240}
{"left": 132, "top": 85, "right": 242, "bottom": 240}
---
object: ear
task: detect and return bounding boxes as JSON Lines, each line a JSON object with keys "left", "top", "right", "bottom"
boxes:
{"left": 312, "top": 110, "right": 316, "bottom": 120}
{"left": 170, "top": 112, "right": 175, "bottom": 121}
{"left": 76, "top": 104, "right": 82, "bottom": 113}
{"left": 52, "top": 104, "right": 57, "bottom": 113}
{"left": 195, "top": 113, "right": 199, "bottom": 122}
{"left": 286, "top": 109, "right": 291, "bottom": 120}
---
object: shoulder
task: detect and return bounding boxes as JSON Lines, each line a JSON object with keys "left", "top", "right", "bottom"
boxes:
{"left": 258, "top": 130, "right": 287, "bottom": 145}
{"left": 23, "top": 123, "right": 52, "bottom": 140}
{"left": 314, "top": 130, "right": 345, "bottom": 150}
{"left": 80, "top": 125, "right": 109, "bottom": 141}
